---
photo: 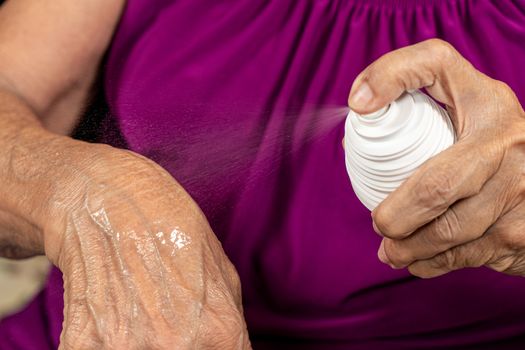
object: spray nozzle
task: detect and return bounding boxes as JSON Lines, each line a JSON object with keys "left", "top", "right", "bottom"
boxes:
{"left": 358, "top": 105, "right": 390, "bottom": 119}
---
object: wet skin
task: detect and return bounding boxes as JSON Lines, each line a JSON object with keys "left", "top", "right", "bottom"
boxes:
{"left": 0, "top": 1, "right": 251, "bottom": 348}
{"left": 2, "top": 1, "right": 525, "bottom": 348}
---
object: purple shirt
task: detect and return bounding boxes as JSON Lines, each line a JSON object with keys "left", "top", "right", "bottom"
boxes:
{"left": 3, "top": 1, "right": 525, "bottom": 348}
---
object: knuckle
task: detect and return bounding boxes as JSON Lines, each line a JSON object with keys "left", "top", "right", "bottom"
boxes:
{"left": 432, "top": 246, "right": 476, "bottom": 272}
{"left": 435, "top": 249, "right": 457, "bottom": 270}
{"left": 433, "top": 210, "right": 461, "bottom": 246}
{"left": 417, "top": 167, "right": 456, "bottom": 212}
{"left": 425, "top": 38, "right": 458, "bottom": 64}
{"left": 494, "top": 80, "right": 513, "bottom": 97}
{"left": 492, "top": 80, "right": 523, "bottom": 113}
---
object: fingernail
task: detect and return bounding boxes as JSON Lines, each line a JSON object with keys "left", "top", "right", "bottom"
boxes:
{"left": 378, "top": 240, "right": 390, "bottom": 264}
{"left": 349, "top": 82, "right": 374, "bottom": 110}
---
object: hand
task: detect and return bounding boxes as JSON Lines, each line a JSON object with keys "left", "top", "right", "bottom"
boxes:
{"left": 42, "top": 140, "right": 252, "bottom": 349}
{"left": 347, "top": 39, "right": 525, "bottom": 278}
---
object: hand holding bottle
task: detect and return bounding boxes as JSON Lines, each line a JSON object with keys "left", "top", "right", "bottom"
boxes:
{"left": 348, "top": 39, "right": 525, "bottom": 278}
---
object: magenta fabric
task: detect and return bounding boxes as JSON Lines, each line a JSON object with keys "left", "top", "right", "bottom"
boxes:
{"left": 3, "top": 0, "right": 525, "bottom": 349}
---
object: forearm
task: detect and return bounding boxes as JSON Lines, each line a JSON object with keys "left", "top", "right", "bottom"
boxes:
{"left": 0, "top": 0, "right": 126, "bottom": 256}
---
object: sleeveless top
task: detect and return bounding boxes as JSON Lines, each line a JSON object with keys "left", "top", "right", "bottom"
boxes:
{"left": 3, "top": 1, "right": 525, "bottom": 349}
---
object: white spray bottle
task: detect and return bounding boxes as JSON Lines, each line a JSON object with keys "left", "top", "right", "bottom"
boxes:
{"left": 344, "top": 90, "right": 456, "bottom": 211}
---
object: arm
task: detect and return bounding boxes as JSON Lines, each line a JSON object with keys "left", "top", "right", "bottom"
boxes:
{"left": 0, "top": 0, "right": 123, "bottom": 133}
{"left": 0, "top": 2, "right": 251, "bottom": 349}
{"left": 0, "top": 0, "right": 124, "bottom": 257}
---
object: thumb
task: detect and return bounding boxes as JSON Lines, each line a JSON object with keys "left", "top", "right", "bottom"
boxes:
{"left": 348, "top": 38, "right": 480, "bottom": 114}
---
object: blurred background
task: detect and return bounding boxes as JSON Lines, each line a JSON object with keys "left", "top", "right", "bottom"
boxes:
{"left": 0, "top": 257, "right": 50, "bottom": 319}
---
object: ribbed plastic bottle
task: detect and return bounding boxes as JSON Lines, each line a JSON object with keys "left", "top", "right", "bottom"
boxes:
{"left": 344, "top": 90, "right": 456, "bottom": 211}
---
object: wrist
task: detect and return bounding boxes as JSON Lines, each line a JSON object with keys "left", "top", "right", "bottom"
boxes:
{"left": 0, "top": 122, "right": 71, "bottom": 258}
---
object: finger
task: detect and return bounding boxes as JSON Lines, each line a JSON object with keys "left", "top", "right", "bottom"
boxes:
{"left": 407, "top": 234, "right": 495, "bottom": 278}
{"left": 60, "top": 264, "right": 101, "bottom": 349}
{"left": 347, "top": 38, "right": 483, "bottom": 115}
{"left": 380, "top": 168, "right": 509, "bottom": 268}
{"left": 372, "top": 139, "right": 501, "bottom": 239}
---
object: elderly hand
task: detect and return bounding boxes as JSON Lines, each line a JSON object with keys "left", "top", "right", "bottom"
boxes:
{"left": 347, "top": 39, "right": 525, "bottom": 278}
{"left": 42, "top": 140, "right": 252, "bottom": 349}
{"left": 0, "top": 1, "right": 250, "bottom": 348}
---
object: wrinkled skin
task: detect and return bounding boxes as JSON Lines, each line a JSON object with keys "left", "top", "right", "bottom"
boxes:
{"left": 47, "top": 142, "right": 252, "bottom": 349}
{"left": 0, "top": 1, "right": 253, "bottom": 348}
{"left": 0, "top": 105, "right": 251, "bottom": 349}
{"left": 348, "top": 39, "right": 525, "bottom": 278}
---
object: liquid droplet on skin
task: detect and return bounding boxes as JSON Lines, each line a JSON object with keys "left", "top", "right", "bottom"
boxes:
{"left": 90, "top": 208, "right": 113, "bottom": 232}
{"left": 170, "top": 227, "right": 191, "bottom": 250}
